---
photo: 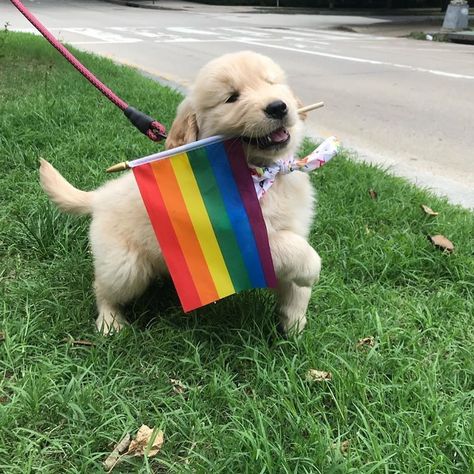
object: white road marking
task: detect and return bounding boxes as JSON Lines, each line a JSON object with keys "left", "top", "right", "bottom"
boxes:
{"left": 108, "top": 26, "right": 163, "bottom": 38}
{"left": 155, "top": 38, "right": 233, "bottom": 43}
{"left": 282, "top": 36, "right": 330, "bottom": 45}
{"left": 12, "top": 24, "right": 379, "bottom": 48}
{"left": 236, "top": 39, "right": 474, "bottom": 80}
{"left": 167, "top": 27, "right": 220, "bottom": 36}
{"left": 62, "top": 27, "right": 142, "bottom": 43}
{"left": 217, "top": 27, "right": 271, "bottom": 37}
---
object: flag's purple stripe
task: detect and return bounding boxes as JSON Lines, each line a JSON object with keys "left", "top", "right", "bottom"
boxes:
{"left": 224, "top": 140, "right": 278, "bottom": 288}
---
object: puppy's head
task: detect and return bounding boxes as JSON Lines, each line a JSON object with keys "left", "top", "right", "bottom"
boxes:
{"left": 166, "top": 51, "right": 305, "bottom": 164}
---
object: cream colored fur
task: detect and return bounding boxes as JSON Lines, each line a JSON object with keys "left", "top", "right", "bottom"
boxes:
{"left": 39, "top": 51, "right": 321, "bottom": 335}
{"left": 39, "top": 159, "right": 93, "bottom": 215}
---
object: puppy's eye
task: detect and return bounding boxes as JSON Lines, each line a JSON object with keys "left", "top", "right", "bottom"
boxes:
{"left": 225, "top": 92, "right": 240, "bottom": 103}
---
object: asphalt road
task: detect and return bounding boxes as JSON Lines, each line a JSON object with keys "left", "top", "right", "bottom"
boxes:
{"left": 3, "top": 0, "right": 474, "bottom": 207}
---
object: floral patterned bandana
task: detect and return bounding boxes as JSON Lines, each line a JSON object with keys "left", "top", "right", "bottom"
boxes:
{"left": 248, "top": 136, "right": 341, "bottom": 200}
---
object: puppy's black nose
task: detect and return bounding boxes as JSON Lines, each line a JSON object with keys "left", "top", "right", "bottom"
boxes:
{"left": 264, "top": 100, "right": 288, "bottom": 120}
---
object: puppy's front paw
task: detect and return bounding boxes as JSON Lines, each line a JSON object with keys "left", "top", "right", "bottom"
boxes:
{"left": 278, "top": 315, "right": 307, "bottom": 337}
{"left": 95, "top": 311, "right": 128, "bottom": 335}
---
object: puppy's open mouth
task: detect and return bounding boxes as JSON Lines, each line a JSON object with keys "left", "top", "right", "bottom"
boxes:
{"left": 241, "top": 127, "right": 290, "bottom": 150}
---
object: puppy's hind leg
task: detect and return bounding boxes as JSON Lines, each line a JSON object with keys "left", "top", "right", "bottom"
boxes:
{"left": 269, "top": 231, "right": 321, "bottom": 335}
{"left": 94, "top": 281, "right": 129, "bottom": 335}
{"left": 92, "top": 238, "right": 157, "bottom": 335}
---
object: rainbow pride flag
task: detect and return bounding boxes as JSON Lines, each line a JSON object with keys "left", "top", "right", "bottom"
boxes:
{"left": 131, "top": 137, "right": 277, "bottom": 312}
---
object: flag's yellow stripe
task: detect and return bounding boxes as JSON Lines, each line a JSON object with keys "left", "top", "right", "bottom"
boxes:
{"left": 171, "top": 153, "right": 235, "bottom": 298}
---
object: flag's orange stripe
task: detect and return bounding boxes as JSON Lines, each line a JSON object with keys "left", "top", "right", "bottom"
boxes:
{"left": 151, "top": 158, "right": 219, "bottom": 305}
{"left": 132, "top": 164, "right": 201, "bottom": 312}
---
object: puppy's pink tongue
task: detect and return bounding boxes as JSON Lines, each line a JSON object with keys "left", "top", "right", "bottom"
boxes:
{"left": 270, "top": 128, "right": 289, "bottom": 143}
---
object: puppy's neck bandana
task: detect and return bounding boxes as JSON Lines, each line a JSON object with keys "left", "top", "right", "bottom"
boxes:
{"left": 248, "top": 136, "right": 340, "bottom": 200}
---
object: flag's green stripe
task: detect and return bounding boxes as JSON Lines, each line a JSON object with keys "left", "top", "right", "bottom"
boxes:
{"left": 188, "top": 148, "right": 253, "bottom": 291}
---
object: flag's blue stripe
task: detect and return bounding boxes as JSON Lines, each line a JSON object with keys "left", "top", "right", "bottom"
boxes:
{"left": 205, "top": 142, "right": 267, "bottom": 288}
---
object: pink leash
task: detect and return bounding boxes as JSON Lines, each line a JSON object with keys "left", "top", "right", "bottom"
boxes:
{"left": 10, "top": 0, "right": 167, "bottom": 142}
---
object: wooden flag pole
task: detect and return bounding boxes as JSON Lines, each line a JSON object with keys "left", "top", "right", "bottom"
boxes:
{"left": 297, "top": 101, "right": 324, "bottom": 114}
{"left": 106, "top": 102, "right": 325, "bottom": 173}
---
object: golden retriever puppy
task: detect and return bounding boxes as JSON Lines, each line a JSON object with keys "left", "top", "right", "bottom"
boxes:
{"left": 39, "top": 51, "right": 321, "bottom": 335}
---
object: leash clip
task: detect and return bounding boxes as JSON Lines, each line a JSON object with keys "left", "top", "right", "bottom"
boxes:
{"left": 147, "top": 121, "right": 167, "bottom": 142}
{"left": 124, "top": 106, "right": 167, "bottom": 142}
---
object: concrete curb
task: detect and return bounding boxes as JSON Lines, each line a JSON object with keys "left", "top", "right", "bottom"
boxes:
{"left": 447, "top": 30, "right": 474, "bottom": 44}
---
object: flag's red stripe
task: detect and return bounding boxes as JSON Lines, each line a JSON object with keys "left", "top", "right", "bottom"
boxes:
{"left": 133, "top": 164, "right": 202, "bottom": 311}
{"left": 151, "top": 158, "right": 220, "bottom": 307}
{"left": 224, "top": 140, "right": 278, "bottom": 288}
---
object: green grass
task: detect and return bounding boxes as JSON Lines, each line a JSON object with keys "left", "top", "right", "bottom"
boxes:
{"left": 1, "top": 31, "right": 474, "bottom": 473}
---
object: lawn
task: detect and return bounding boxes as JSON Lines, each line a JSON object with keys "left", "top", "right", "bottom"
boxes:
{"left": 1, "top": 31, "right": 474, "bottom": 473}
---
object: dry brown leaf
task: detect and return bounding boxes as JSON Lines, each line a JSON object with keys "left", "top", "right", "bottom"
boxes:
{"left": 421, "top": 204, "right": 439, "bottom": 216}
{"left": 340, "top": 440, "right": 350, "bottom": 455}
{"left": 0, "top": 331, "right": 4, "bottom": 342}
{"left": 331, "top": 439, "right": 350, "bottom": 455}
{"left": 356, "top": 336, "right": 375, "bottom": 349}
{"left": 127, "top": 425, "right": 164, "bottom": 458}
{"left": 428, "top": 234, "right": 454, "bottom": 252}
{"left": 368, "top": 189, "right": 378, "bottom": 200}
{"left": 306, "top": 369, "right": 332, "bottom": 382}
{"left": 0, "top": 395, "right": 8, "bottom": 404}
{"left": 103, "top": 433, "right": 131, "bottom": 472}
{"left": 170, "top": 378, "right": 186, "bottom": 395}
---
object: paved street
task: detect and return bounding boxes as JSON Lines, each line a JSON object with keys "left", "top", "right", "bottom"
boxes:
{"left": 3, "top": 0, "right": 474, "bottom": 207}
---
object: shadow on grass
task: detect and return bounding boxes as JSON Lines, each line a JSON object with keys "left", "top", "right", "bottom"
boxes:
{"left": 125, "top": 277, "right": 279, "bottom": 337}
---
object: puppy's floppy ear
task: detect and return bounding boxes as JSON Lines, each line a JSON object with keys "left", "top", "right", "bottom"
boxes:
{"left": 294, "top": 95, "right": 308, "bottom": 121}
{"left": 165, "top": 98, "right": 199, "bottom": 149}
